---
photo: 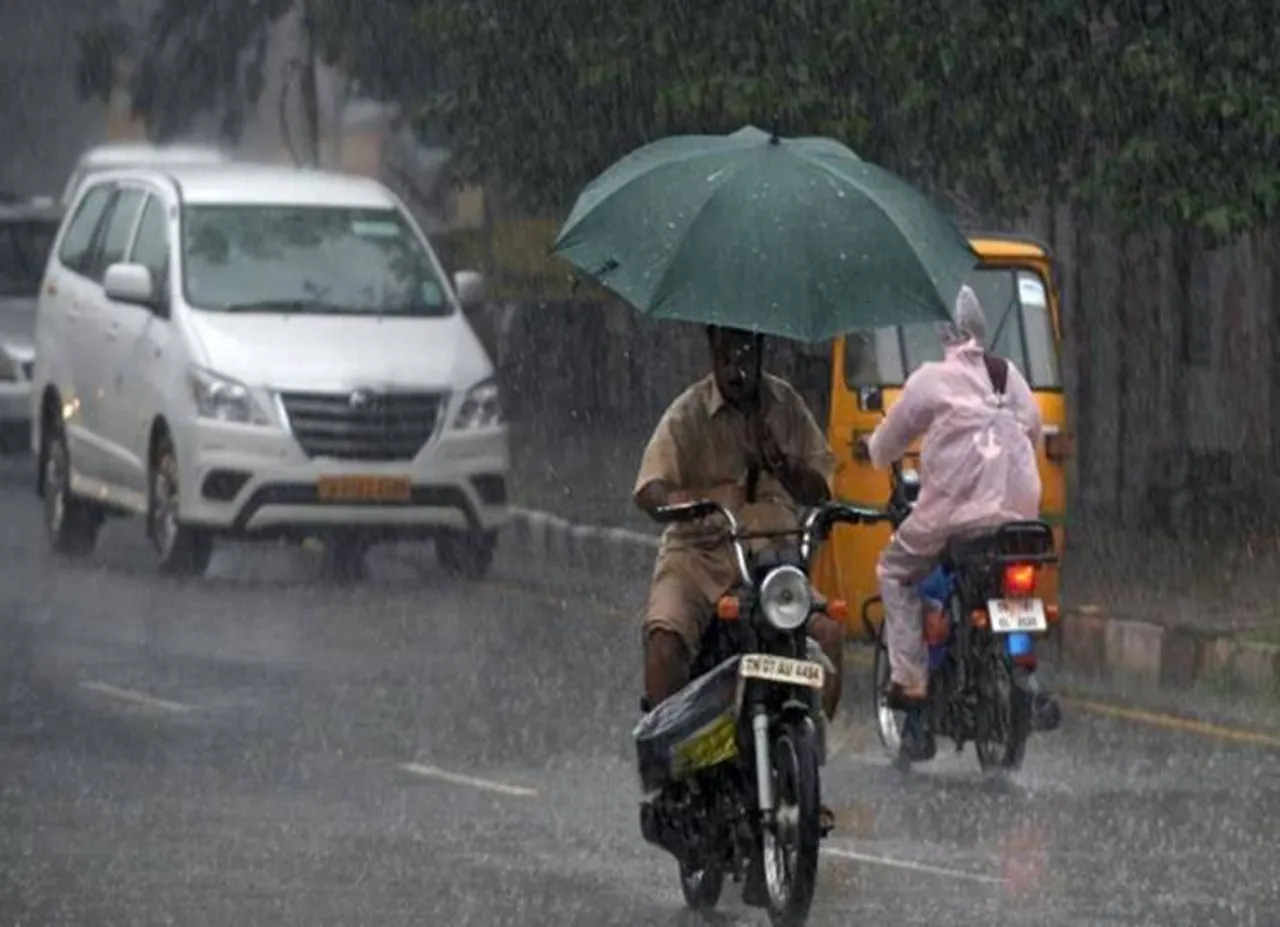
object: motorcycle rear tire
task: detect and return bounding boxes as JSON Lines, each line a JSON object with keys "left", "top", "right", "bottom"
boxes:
{"left": 975, "top": 653, "right": 1031, "bottom": 771}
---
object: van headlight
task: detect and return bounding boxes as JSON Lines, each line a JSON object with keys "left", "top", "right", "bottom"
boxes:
{"left": 189, "top": 367, "right": 270, "bottom": 425}
{"left": 758, "top": 565, "right": 813, "bottom": 631}
{"left": 452, "top": 378, "right": 502, "bottom": 429}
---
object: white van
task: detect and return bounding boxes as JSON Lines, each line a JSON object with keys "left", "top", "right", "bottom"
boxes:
{"left": 59, "top": 142, "right": 230, "bottom": 209}
{"left": 31, "top": 163, "right": 508, "bottom": 579}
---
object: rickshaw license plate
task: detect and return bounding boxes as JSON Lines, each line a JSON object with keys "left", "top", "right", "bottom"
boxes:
{"left": 316, "top": 475, "right": 412, "bottom": 503}
{"left": 988, "top": 598, "right": 1048, "bottom": 633}
{"left": 740, "top": 654, "right": 825, "bottom": 689}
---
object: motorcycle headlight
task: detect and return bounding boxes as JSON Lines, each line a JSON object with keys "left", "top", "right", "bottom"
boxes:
{"left": 452, "top": 377, "right": 503, "bottom": 429}
{"left": 758, "top": 565, "right": 813, "bottom": 631}
{"left": 189, "top": 367, "right": 270, "bottom": 425}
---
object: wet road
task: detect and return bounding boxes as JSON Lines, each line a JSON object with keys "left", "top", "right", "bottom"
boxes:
{"left": 0, "top": 459, "right": 1277, "bottom": 926}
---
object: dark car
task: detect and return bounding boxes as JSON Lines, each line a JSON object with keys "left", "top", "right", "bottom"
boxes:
{"left": 0, "top": 198, "right": 61, "bottom": 449}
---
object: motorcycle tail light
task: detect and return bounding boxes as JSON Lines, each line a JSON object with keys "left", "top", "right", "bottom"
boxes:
{"left": 1046, "top": 603, "right": 1061, "bottom": 624}
{"left": 826, "top": 599, "right": 849, "bottom": 623}
{"left": 1004, "top": 563, "right": 1038, "bottom": 597}
{"left": 716, "top": 595, "right": 740, "bottom": 622}
{"left": 970, "top": 609, "right": 989, "bottom": 629}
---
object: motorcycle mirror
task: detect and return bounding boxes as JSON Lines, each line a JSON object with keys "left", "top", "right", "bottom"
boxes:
{"left": 858, "top": 386, "right": 884, "bottom": 413}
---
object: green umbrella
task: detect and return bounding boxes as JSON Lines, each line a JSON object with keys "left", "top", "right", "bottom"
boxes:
{"left": 552, "top": 126, "right": 977, "bottom": 343}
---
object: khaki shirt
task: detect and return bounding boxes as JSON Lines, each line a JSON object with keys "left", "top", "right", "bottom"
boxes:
{"left": 634, "top": 374, "right": 837, "bottom": 600}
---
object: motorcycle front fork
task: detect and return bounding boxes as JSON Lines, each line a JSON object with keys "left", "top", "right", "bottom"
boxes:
{"left": 751, "top": 707, "right": 774, "bottom": 819}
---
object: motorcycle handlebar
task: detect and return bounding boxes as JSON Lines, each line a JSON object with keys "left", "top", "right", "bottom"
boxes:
{"left": 652, "top": 499, "right": 893, "bottom": 587}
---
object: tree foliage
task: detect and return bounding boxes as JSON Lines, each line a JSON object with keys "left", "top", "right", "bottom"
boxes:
{"left": 71, "top": 0, "right": 427, "bottom": 150}
{"left": 73, "top": 0, "right": 295, "bottom": 144}
{"left": 411, "top": 0, "right": 1280, "bottom": 236}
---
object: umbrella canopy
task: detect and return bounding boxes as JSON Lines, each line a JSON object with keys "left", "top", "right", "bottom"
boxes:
{"left": 552, "top": 126, "right": 977, "bottom": 343}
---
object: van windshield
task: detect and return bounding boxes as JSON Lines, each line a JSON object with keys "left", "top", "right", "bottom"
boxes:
{"left": 181, "top": 204, "right": 454, "bottom": 317}
{"left": 843, "top": 266, "right": 1061, "bottom": 390}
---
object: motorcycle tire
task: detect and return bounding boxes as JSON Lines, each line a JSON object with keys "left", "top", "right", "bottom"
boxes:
{"left": 762, "top": 719, "right": 821, "bottom": 926}
{"left": 871, "top": 621, "right": 904, "bottom": 756}
{"left": 975, "top": 652, "right": 1032, "bottom": 771}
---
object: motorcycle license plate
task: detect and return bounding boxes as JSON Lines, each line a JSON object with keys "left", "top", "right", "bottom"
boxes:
{"left": 987, "top": 598, "right": 1048, "bottom": 634}
{"left": 740, "top": 654, "right": 825, "bottom": 690}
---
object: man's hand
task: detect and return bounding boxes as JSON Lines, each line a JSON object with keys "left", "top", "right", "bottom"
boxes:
{"left": 747, "top": 413, "right": 830, "bottom": 506}
{"left": 634, "top": 480, "right": 695, "bottom": 520}
{"left": 749, "top": 414, "right": 790, "bottom": 475}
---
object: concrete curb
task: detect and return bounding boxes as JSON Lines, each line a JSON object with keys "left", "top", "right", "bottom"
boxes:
{"left": 506, "top": 505, "right": 658, "bottom": 578}
{"left": 1056, "top": 606, "right": 1280, "bottom": 697}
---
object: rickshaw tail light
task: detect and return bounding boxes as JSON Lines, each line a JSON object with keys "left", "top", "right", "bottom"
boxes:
{"left": 1045, "top": 432, "right": 1073, "bottom": 461}
{"left": 827, "top": 599, "right": 849, "bottom": 622}
{"left": 716, "top": 596, "right": 740, "bottom": 622}
{"left": 1045, "top": 604, "right": 1061, "bottom": 624}
{"left": 970, "top": 609, "right": 989, "bottom": 629}
{"left": 1004, "top": 563, "right": 1038, "bottom": 597}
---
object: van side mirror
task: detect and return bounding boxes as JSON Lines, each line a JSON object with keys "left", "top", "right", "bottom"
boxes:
{"left": 858, "top": 386, "right": 884, "bottom": 413}
{"left": 453, "top": 269, "right": 486, "bottom": 309}
{"left": 103, "top": 263, "right": 156, "bottom": 308}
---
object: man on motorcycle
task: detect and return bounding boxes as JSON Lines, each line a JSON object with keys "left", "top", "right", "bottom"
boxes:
{"left": 634, "top": 325, "right": 843, "bottom": 721}
{"left": 865, "top": 285, "right": 1044, "bottom": 760}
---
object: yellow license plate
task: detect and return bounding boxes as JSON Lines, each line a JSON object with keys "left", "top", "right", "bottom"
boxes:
{"left": 740, "top": 654, "right": 825, "bottom": 689}
{"left": 316, "top": 475, "right": 412, "bottom": 503}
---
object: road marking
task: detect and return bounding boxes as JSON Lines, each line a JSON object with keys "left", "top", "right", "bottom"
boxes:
{"left": 823, "top": 846, "right": 1007, "bottom": 885}
{"left": 79, "top": 681, "right": 194, "bottom": 713}
{"left": 1062, "top": 698, "right": 1280, "bottom": 749}
{"left": 473, "top": 579, "right": 1280, "bottom": 750}
{"left": 398, "top": 762, "right": 539, "bottom": 798}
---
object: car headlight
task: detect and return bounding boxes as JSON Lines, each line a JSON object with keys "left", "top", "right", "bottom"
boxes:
{"left": 189, "top": 367, "right": 270, "bottom": 425}
{"left": 758, "top": 565, "right": 813, "bottom": 631}
{"left": 452, "top": 377, "right": 503, "bottom": 429}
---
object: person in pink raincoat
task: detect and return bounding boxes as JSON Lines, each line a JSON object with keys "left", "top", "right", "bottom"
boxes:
{"left": 865, "top": 284, "right": 1043, "bottom": 759}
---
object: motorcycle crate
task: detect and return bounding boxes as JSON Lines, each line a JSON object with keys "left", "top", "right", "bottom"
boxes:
{"left": 634, "top": 655, "right": 741, "bottom": 793}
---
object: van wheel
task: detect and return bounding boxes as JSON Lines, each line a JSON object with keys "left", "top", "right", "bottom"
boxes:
{"left": 436, "top": 530, "right": 496, "bottom": 580}
{"left": 148, "top": 434, "right": 213, "bottom": 577}
{"left": 41, "top": 424, "right": 102, "bottom": 557}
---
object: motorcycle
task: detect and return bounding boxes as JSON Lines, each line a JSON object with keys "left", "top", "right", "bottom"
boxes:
{"left": 866, "top": 457, "right": 1061, "bottom": 771}
{"left": 634, "top": 497, "right": 874, "bottom": 926}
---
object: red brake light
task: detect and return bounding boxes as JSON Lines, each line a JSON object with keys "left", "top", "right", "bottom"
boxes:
{"left": 1004, "top": 563, "right": 1038, "bottom": 597}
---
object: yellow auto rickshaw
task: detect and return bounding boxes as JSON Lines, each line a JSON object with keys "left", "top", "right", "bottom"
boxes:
{"left": 811, "top": 232, "right": 1071, "bottom": 637}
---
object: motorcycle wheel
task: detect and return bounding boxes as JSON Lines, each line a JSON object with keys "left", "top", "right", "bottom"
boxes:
{"left": 974, "top": 651, "right": 1032, "bottom": 771}
{"left": 762, "top": 720, "right": 821, "bottom": 926}
{"left": 872, "top": 622, "right": 904, "bottom": 756}
{"left": 679, "top": 859, "right": 725, "bottom": 910}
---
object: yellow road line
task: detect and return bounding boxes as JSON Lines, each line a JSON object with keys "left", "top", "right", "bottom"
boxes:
{"left": 1060, "top": 698, "right": 1280, "bottom": 749}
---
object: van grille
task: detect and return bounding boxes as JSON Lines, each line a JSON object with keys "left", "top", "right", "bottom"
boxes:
{"left": 279, "top": 390, "right": 446, "bottom": 461}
